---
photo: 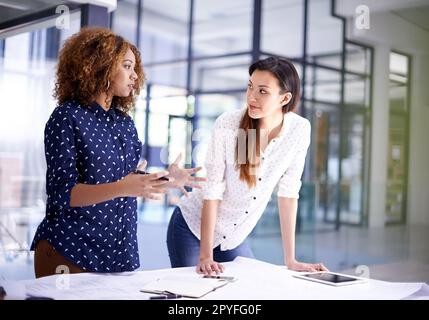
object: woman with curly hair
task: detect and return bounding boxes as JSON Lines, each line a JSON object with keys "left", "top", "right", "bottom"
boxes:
{"left": 31, "top": 27, "right": 204, "bottom": 278}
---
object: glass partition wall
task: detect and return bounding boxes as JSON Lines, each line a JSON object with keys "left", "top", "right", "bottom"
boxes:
{"left": 385, "top": 52, "right": 410, "bottom": 225}
{"left": 0, "top": 7, "right": 82, "bottom": 268}
{"left": 0, "top": 0, "right": 374, "bottom": 270}
{"left": 109, "top": 0, "right": 373, "bottom": 233}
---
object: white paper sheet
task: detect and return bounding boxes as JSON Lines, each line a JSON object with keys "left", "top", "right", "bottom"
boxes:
{"left": 141, "top": 274, "right": 231, "bottom": 298}
{"left": 2, "top": 257, "right": 427, "bottom": 300}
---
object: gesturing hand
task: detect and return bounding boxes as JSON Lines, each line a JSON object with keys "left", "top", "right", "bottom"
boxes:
{"left": 167, "top": 153, "right": 207, "bottom": 196}
{"left": 120, "top": 160, "right": 169, "bottom": 200}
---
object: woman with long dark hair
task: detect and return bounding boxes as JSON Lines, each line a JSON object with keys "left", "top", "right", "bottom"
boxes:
{"left": 167, "top": 57, "right": 328, "bottom": 274}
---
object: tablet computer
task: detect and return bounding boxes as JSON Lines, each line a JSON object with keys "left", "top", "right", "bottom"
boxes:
{"left": 293, "top": 272, "right": 367, "bottom": 287}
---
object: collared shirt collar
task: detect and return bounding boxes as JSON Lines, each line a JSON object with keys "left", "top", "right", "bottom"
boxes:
{"left": 89, "top": 101, "right": 119, "bottom": 122}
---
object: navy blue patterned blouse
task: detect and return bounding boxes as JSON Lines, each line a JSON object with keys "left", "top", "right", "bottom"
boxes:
{"left": 31, "top": 100, "right": 142, "bottom": 272}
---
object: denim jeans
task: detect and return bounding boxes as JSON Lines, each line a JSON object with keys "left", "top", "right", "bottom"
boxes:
{"left": 166, "top": 206, "right": 255, "bottom": 268}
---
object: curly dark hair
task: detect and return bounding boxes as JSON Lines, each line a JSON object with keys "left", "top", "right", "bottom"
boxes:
{"left": 54, "top": 27, "right": 145, "bottom": 113}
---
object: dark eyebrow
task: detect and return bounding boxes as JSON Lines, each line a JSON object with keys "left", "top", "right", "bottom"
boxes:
{"left": 248, "top": 80, "right": 270, "bottom": 88}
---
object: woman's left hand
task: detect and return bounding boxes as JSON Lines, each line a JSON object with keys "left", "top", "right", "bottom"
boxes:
{"left": 167, "top": 153, "right": 207, "bottom": 196}
{"left": 286, "top": 259, "right": 329, "bottom": 272}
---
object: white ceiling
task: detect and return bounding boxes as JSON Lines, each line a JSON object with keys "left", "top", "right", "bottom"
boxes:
{"left": 336, "top": 0, "right": 429, "bottom": 15}
{"left": 392, "top": 5, "right": 429, "bottom": 32}
{"left": 0, "top": 0, "right": 66, "bottom": 24}
{"left": 337, "top": 0, "right": 429, "bottom": 31}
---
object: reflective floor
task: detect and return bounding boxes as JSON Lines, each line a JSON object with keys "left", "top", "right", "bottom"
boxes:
{"left": 1, "top": 204, "right": 428, "bottom": 283}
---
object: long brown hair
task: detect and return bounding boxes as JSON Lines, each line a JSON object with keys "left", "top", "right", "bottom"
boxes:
{"left": 54, "top": 27, "right": 145, "bottom": 114}
{"left": 235, "top": 57, "right": 301, "bottom": 188}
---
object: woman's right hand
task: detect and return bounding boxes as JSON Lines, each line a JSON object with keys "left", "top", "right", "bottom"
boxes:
{"left": 196, "top": 258, "right": 225, "bottom": 275}
{"left": 118, "top": 160, "right": 169, "bottom": 200}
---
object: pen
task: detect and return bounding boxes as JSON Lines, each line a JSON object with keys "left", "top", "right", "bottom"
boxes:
{"left": 134, "top": 170, "right": 169, "bottom": 181}
{"left": 149, "top": 293, "right": 183, "bottom": 300}
{"left": 203, "top": 275, "right": 235, "bottom": 281}
{"left": 26, "top": 295, "right": 55, "bottom": 300}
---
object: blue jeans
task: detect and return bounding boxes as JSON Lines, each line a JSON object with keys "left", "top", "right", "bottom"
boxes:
{"left": 166, "top": 206, "right": 254, "bottom": 267}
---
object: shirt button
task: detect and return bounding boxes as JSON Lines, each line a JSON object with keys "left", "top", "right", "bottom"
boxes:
{"left": 258, "top": 178, "right": 262, "bottom": 181}
{"left": 245, "top": 211, "right": 248, "bottom": 214}
{"left": 262, "top": 157, "right": 265, "bottom": 160}
{"left": 253, "top": 196, "right": 256, "bottom": 200}
{"left": 223, "top": 236, "right": 226, "bottom": 239}
{"left": 272, "top": 139, "right": 275, "bottom": 142}
{"left": 234, "top": 223, "right": 237, "bottom": 226}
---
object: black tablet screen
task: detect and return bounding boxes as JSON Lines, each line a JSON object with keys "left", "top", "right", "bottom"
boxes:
{"left": 304, "top": 273, "right": 357, "bottom": 283}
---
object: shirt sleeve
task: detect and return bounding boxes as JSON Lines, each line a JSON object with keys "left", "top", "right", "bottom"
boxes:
{"left": 277, "top": 119, "right": 311, "bottom": 199}
{"left": 202, "top": 114, "right": 228, "bottom": 200}
{"left": 44, "top": 108, "right": 79, "bottom": 210}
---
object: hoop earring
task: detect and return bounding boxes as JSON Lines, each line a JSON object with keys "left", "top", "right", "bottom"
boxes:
{"left": 106, "top": 80, "right": 110, "bottom": 91}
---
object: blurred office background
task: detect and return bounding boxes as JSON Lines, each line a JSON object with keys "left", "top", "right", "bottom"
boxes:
{"left": 0, "top": 0, "right": 428, "bottom": 282}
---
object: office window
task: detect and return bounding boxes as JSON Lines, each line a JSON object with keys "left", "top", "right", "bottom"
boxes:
{"left": 112, "top": 0, "right": 138, "bottom": 43}
{"left": 261, "top": 0, "right": 304, "bottom": 58}
{"left": 308, "top": 0, "right": 342, "bottom": 66}
{"left": 192, "top": 55, "right": 251, "bottom": 92}
{"left": 386, "top": 52, "right": 410, "bottom": 224}
{"left": 194, "top": 0, "right": 253, "bottom": 57}
{"left": 139, "top": 0, "right": 189, "bottom": 64}
{"left": 345, "top": 42, "right": 371, "bottom": 74}
{"left": 147, "top": 85, "right": 188, "bottom": 147}
{"left": 306, "top": 67, "right": 342, "bottom": 104}
{"left": 0, "top": 12, "right": 81, "bottom": 251}
{"left": 144, "top": 61, "right": 188, "bottom": 89}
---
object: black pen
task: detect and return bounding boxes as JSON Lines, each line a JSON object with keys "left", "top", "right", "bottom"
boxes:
{"left": 134, "top": 169, "right": 169, "bottom": 181}
{"left": 149, "top": 293, "right": 183, "bottom": 300}
{"left": 26, "top": 295, "right": 55, "bottom": 300}
{"left": 203, "top": 275, "right": 235, "bottom": 281}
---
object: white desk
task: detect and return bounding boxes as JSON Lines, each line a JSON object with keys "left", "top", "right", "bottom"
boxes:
{"left": 1, "top": 257, "right": 428, "bottom": 300}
